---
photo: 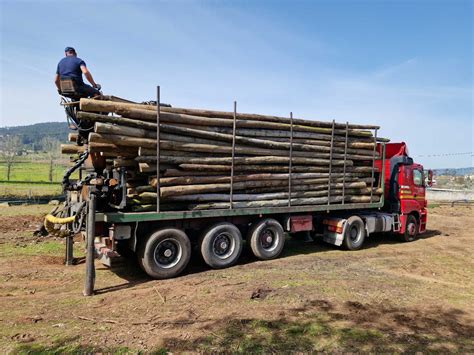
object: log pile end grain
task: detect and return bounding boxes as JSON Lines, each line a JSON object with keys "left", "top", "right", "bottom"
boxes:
{"left": 63, "top": 97, "right": 387, "bottom": 211}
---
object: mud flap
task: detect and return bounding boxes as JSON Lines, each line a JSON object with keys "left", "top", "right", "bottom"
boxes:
{"left": 322, "top": 231, "right": 344, "bottom": 246}
{"left": 322, "top": 218, "right": 346, "bottom": 246}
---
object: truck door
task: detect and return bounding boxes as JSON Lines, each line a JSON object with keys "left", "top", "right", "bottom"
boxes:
{"left": 399, "top": 166, "right": 424, "bottom": 212}
{"left": 399, "top": 165, "right": 426, "bottom": 233}
{"left": 412, "top": 168, "right": 426, "bottom": 210}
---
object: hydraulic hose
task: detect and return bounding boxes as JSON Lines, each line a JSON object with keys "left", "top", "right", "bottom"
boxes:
{"left": 44, "top": 214, "right": 76, "bottom": 238}
{"left": 62, "top": 149, "right": 89, "bottom": 191}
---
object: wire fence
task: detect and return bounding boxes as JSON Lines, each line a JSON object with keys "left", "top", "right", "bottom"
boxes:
{"left": 0, "top": 160, "right": 70, "bottom": 183}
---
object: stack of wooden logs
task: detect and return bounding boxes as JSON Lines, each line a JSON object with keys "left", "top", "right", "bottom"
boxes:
{"left": 61, "top": 97, "right": 387, "bottom": 211}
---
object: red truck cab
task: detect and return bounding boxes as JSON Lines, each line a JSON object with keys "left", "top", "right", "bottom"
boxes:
{"left": 375, "top": 142, "right": 428, "bottom": 240}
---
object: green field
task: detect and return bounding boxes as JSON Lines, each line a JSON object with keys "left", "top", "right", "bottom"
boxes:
{"left": 0, "top": 159, "right": 71, "bottom": 198}
{"left": 0, "top": 182, "right": 62, "bottom": 198}
{"left": 0, "top": 160, "right": 68, "bottom": 183}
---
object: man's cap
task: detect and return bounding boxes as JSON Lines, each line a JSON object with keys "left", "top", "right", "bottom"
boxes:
{"left": 64, "top": 47, "right": 76, "bottom": 53}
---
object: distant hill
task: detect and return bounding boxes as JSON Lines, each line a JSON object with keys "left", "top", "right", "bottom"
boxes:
{"left": 433, "top": 167, "right": 474, "bottom": 176}
{"left": 0, "top": 121, "right": 69, "bottom": 151}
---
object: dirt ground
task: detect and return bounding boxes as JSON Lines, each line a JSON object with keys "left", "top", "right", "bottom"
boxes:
{"left": 0, "top": 204, "right": 473, "bottom": 353}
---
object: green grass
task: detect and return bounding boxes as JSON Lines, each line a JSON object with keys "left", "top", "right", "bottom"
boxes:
{"left": 0, "top": 157, "right": 75, "bottom": 198}
{"left": 0, "top": 182, "right": 62, "bottom": 198}
{"left": 0, "top": 204, "right": 53, "bottom": 217}
{"left": 0, "top": 241, "right": 65, "bottom": 257}
{"left": 0, "top": 238, "right": 85, "bottom": 259}
{"left": 164, "top": 316, "right": 390, "bottom": 353}
{"left": 11, "top": 336, "right": 132, "bottom": 355}
{"left": 0, "top": 161, "right": 69, "bottom": 183}
{"left": 161, "top": 313, "right": 471, "bottom": 353}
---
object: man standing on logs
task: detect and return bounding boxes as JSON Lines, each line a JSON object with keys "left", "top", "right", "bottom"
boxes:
{"left": 54, "top": 47, "right": 101, "bottom": 97}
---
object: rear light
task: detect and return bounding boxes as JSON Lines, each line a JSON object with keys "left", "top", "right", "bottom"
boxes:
{"left": 327, "top": 225, "right": 343, "bottom": 234}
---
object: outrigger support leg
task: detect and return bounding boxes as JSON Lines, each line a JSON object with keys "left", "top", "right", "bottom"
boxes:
{"left": 83, "top": 191, "right": 96, "bottom": 296}
{"left": 65, "top": 236, "right": 74, "bottom": 266}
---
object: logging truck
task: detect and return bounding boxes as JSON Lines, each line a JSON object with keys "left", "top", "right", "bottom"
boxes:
{"left": 49, "top": 91, "right": 431, "bottom": 295}
{"left": 91, "top": 141, "right": 430, "bottom": 270}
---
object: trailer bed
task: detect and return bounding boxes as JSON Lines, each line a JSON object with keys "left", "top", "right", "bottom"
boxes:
{"left": 97, "top": 198, "right": 384, "bottom": 223}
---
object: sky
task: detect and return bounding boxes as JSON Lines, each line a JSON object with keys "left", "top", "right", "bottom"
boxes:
{"left": 0, "top": 0, "right": 472, "bottom": 169}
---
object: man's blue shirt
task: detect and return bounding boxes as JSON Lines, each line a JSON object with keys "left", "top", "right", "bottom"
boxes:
{"left": 56, "top": 57, "right": 86, "bottom": 83}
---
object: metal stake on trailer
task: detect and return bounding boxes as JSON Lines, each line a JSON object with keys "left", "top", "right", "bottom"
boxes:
{"left": 156, "top": 86, "right": 161, "bottom": 212}
{"left": 370, "top": 128, "right": 378, "bottom": 203}
{"left": 381, "top": 143, "right": 386, "bottom": 199}
{"left": 341, "top": 121, "right": 349, "bottom": 205}
{"left": 288, "top": 112, "right": 294, "bottom": 207}
{"left": 229, "top": 101, "right": 237, "bottom": 209}
{"left": 327, "top": 120, "right": 335, "bottom": 209}
{"left": 378, "top": 143, "right": 383, "bottom": 189}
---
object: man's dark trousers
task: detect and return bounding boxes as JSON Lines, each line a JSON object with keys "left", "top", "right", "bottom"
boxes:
{"left": 61, "top": 76, "right": 100, "bottom": 97}
{"left": 76, "top": 83, "right": 100, "bottom": 97}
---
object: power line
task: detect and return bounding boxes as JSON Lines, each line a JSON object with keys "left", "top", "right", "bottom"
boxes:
{"left": 415, "top": 152, "right": 473, "bottom": 158}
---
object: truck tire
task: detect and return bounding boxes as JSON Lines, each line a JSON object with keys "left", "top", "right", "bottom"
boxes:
{"left": 137, "top": 228, "right": 191, "bottom": 279}
{"left": 343, "top": 216, "right": 366, "bottom": 250}
{"left": 200, "top": 222, "right": 243, "bottom": 269}
{"left": 247, "top": 218, "right": 285, "bottom": 260}
{"left": 401, "top": 214, "right": 418, "bottom": 242}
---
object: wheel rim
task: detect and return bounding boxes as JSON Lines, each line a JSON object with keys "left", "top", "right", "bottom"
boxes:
{"left": 259, "top": 228, "right": 279, "bottom": 252}
{"left": 349, "top": 225, "right": 361, "bottom": 244}
{"left": 153, "top": 238, "right": 182, "bottom": 269}
{"left": 212, "top": 232, "right": 235, "bottom": 259}
{"left": 407, "top": 222, "right": 417, "bottom": 236}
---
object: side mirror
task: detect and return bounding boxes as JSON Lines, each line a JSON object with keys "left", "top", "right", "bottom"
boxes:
{"left": 426, "top": 170, "right": 433, "bottom": 187}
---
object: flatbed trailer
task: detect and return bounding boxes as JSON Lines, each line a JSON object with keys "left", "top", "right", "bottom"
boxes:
{"left": 86, "top": 199, "right": 387, "bottom": 296}
{"left": 97, "top": 200, "right": 385, "bottom": 223}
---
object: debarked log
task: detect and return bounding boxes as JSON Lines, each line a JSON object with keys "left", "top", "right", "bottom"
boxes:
{"left": 136, "top": 180, "right": 367, "bottom": 198}
{"left": 162, "top": 165, "right": 374, "bottom": 175}
{"left": 80, "top": 98, "right": 375, "bottom": 138}
{"left": 79, "top": 98, "right": 380, "bottom": 136}
{"left": 93, "top": 120, "right": 378, "bottom": 157}
{"left": 148, "top": 172, "right": 373, "bottom": 187}
{"left": 137, "top": 155, "right": 353, "bottom": 167}
{"left": 90, "top": 131, "right": 372, "bottom": 160}
{"left": 79, "top": 110, "right": 383, "bottom": 147}
{"left": 129, "top": 187, "right": 383, "bottom": 202}
{"left": 129, "top": 194, "right": 382, "bottom": 211}
{"left": 188, "top": 195, "right": 381, "bottom": 210}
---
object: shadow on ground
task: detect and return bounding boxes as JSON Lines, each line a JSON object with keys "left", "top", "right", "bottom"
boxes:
{"left": 12, "top": 336, "right": 133, "bottom": 354}
{"left": 161, "top": 299, "right": 474, "bottom": 352}
{"left": 12, "top": 298, "right": 473, "bottom": 353}
{"left": 93, "top": 229, "right": 443, "bottom": 295}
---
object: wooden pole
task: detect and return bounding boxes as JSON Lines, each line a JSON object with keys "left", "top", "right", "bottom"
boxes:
{"left": 80, "top": 99, "right": 379, "bottom": 138}
{"left": 136, "top": 154, "right": 355, "bottom": 167}
{"left": 79, "top": 98, "right": 380, "bottom": 130}
{"left": 67, "top": 98, "right": 389, "bottom": 214}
